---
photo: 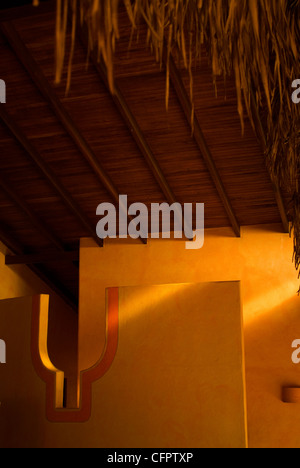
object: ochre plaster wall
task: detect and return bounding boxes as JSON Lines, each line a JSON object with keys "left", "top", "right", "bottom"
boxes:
{"left": 0, "top": 296, "right": 82, "bottom": 448}
{"left": 79, "top": 225, "right": 300, "bottom": 448}
{"left": 0, "top": 284, "right": 246, "bottom": 448}
{"left": 84, "top": 282, "right": 247, "bottom": 448}
{"left": 1, "top": 225, "right": 300, "bottom": 448}
{"left": 0, "top": 242, "right": 78, "bottom": 407}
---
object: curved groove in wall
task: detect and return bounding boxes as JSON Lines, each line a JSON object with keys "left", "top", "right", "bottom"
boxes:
{"left": 31, "top": 288, "right": 119, "bottom": 423}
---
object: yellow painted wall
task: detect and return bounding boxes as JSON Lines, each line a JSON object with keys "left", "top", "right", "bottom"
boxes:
{"left": 0, "top": 241, "right": 78, "bottom": 407}
{"left": 86, "top": 282, "right": 247, "bottom": 448}
{"left": 0, "top": 283, "right": 246, "bottom": 448}
{"left": 79, "top": 225, "right": 300, "bottom": 448}
{"left": 1, "top": 225, "right": 300, "bottom": 447}
{"left": 0, "top": 296, "right": 82, "bottom": 448}
{"left": 0, "top": 296, "right": 47, "bottom": 448}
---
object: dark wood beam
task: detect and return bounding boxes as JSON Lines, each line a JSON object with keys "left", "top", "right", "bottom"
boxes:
{"left": 249, "top": 88, "right": 290, "bottom": 234}
{"left": 0, "top": 173, "right": 80, "bottom": 277}
{"left": 0, "top": 173, "right": 66, "bottom": 252}
{"left": 5, "top": 250, "right": 79, "bottom": 266}
{"left": 0, "top": 224, "right": 78, "bottom": 311}
{"left": 167, "top": 54, "right": 241, "bottom": 238}
{"left": 77, "top": 13, "right": 176, "bottom": 203}
{"left": 89, "top": 56, "right": 178, "bottom": 207}
{"left": 77, "top": 21, "right": 187, "bottom": 236}
{"left": 1, "top": 21, "right": 146, "bottom": 244}
{"left": 0, "top": 223, "right": 23, "bottom": 256}
{"left": 29, "top": 265, "right": 78, "bottom": 312}
{"left": 0, "top": 105, "right": 103, "bottom": 248}
{"left": 0, "top": 21, "right": 118, "bottom": 202}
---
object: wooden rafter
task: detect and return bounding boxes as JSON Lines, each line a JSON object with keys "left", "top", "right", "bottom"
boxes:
{"left": 167, "top": 54, "right": 241, "bottom": 238}
{"left": 1, "top": 21, "right": 146, "bottom": 244}
{"left": 5, "top": 250, "right": 79, "bottom": 266}
{"left": 77, "top": 21, "right": 187, "bottom": 235}
{"left": 87, "top": 52, "right": 178, "bottom": 207}
{"left": 0, "top": 173, "right": 80, "bottom": 279}
{"left": 0, "top": 173, "right": 67, "bottom": 252}
{"left": 0, "top": 223, "right": 78, "bottom": 311}
{"left": 249, "top": 88, "right": 290, "bottom": 234}
{"left": 0, "top": 105, "right": 103, "bottom": 248}
{"left": 0, "top": 223, "right": 22, "bottom": 256}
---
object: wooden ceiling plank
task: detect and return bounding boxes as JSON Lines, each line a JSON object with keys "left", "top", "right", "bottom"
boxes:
{"left": 249, "top": 88, "right": 290, "bottom": 234}
{"left": 1, "top": 21, "right": 147, "bottom": 244}
{"left": 167, "top": 54, "right": 241, "bottom": 238}
{"left": 0, "top": 105, "right": 103, "bottom": 248}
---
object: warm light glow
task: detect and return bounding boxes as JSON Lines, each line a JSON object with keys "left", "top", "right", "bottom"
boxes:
{"left": 243, "top": 280, "right": 298, "bottom": 326}
{"left": 38, "top": 295, "right": 64, "bottom": 409}
{"left": 119, "top": 283, "right": 195, "bottom": 323}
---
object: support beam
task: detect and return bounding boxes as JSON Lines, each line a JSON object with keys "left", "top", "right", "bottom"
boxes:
{"left": 29, "top": 265, "right": 78, "bottom": 312}
{"left": 5, "top": 250, "right": 79, "bottom": 266}
{"left": 77, "top": 21, "right": 185, "bottom": 234}
{"left": 0, "top": 21, "right": 116, "bottom": 199}
{"left": 1, "top": 21, "right": 146, "bottom": 244}
{"left": 89, "top": 55, "right": 178, "bottom": 207}
{"left": 249, "top": 88, "right": 290, "bottom": 234}
{"left": 167, "top": 55, "right": 241, "bottom": 238}
{"left": 0, "top": 173, "right": 66, "bottom": 252}
{"left": 0, "top": 223, "right": 23, "bottom": 256}
{"left": 0, "top": 105, "right": 103, "bottom": 248}
{"left": 0, "top": 224, "right": 78, "bottom": 312}
{"left": 0, "top": 173, "right": 80, "bottom": 277}
{"left": 77, "top": 16, "right": 177, "bottom": 204}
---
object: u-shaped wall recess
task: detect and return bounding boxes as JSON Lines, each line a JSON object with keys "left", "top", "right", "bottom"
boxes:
{"left": 31, "top": 288, "right": 119, "bottom": 423}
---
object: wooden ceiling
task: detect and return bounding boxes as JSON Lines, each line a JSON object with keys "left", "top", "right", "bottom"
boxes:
{"left": 0, "top": 0, "right": 290, "bottom": 312}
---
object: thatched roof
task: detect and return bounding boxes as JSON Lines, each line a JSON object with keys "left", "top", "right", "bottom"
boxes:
{"left": 37, "top": 0, "right": 300, "bottom": 283}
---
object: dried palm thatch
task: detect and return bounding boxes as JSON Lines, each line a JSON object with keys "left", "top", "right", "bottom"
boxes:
{"left": 35, "top": 0, "right": 300, "bottom": 282}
